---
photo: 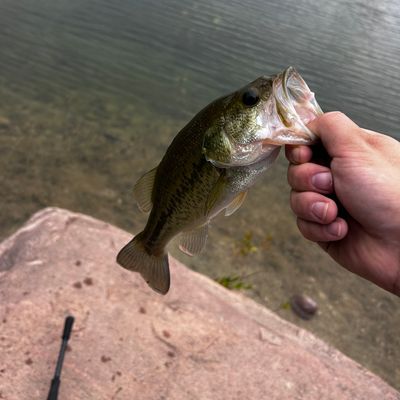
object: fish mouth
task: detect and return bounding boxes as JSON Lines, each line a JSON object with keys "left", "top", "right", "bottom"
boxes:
{"left": 263, "top": 66, "right": 323, "bottom": 145}
{"left": 206, "top": 67, "right": 323, "bottom": 169}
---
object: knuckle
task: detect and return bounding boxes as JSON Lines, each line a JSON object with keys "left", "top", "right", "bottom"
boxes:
{"left": 365, "top": 130, "right": 396, "bottom": 149}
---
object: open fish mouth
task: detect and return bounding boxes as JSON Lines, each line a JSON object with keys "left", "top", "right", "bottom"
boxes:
{"left": 205, "top": 67, "right": 323, "bottom": 169}
{"left": 266, "top": 66, "right": 323, "bottom": 145}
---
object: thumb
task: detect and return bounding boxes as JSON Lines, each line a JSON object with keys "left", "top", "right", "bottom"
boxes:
{"left": 307, "top": 112, "right": 366, "bottom": 158}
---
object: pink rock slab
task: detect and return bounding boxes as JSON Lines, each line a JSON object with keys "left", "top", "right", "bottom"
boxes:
{"left": 0, "top": 208, "right": 398, "bottom": 400}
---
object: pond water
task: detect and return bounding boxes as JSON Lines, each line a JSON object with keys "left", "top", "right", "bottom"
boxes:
{"left": 0, "top": 0, "right": 399, "bottom": 390}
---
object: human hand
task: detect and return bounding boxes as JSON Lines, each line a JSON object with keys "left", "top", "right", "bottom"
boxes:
{"left": 285, "top": 112, "right": 400, "bottom": 296}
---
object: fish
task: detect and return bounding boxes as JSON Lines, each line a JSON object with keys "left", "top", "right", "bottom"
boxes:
{"left": 117, "top": 66, "right": 323, "bottom": 294}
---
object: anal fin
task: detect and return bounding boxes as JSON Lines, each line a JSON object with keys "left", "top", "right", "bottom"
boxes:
{"left": 179, "top": 224, "right": 208, "bottom": 256}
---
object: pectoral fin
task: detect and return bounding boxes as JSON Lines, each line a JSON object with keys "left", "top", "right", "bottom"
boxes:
{"left": 179, "top": 224, "right": 209, "bottom": 256}
{"left": 225, "top": 191, "right": 247, "bottom": 216}
{"left": 133, "top": 167, "right": 157, "bottom": 213}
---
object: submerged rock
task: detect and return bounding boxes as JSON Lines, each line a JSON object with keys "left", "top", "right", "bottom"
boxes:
{"left": 290, "top": 294, "right": 318, "bottom": 320}
{"left": 0, "top": 208, "right": 398, "bottom": 400}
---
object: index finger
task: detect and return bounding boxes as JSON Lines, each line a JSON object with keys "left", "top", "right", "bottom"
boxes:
{"left": 285, "top": 145, "right": 313, "bottom": 164}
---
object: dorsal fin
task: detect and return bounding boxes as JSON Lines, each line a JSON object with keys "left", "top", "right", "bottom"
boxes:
{"left": 133, "top": 167, "right": 157, "bottom": 213}
{"left": 225, "top": 191, "right": 247, "bottom": 216}
{"left": 179, "top": 224, "right": 209, "bottom": 256}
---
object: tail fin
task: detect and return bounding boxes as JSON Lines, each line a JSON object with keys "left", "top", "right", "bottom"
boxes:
{"left": 116, "top": 233, "right": 170, "bottom": 295}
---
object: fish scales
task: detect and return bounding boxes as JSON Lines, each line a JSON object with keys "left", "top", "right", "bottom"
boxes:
{"left": 117, "top": 67, "right": 323, "bottom": 294}
{"left": 143, "top": 102, "right": 224, "bottom": 254}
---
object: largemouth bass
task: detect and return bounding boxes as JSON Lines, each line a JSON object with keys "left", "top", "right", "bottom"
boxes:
{"left": 117, "top": 67, "right": 322, "bottom": 294}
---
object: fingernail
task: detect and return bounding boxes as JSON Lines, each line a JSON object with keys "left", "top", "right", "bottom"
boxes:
{"left": 312, "top": 172, "right": 332, "bottom": 191}
{"left": 311, "top": 202, "right": 328, "bottom": 221}
{"left": 327, "top": 221, "right": 342, "bottom": 237}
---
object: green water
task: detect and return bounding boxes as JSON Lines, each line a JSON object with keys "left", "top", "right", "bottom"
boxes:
{"left": 1, "top": 0, "right": 399, "bottom": 390}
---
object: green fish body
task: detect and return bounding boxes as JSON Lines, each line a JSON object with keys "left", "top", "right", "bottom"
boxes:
{"left": 117, "top": 67, "right": 322, "bottom": 294}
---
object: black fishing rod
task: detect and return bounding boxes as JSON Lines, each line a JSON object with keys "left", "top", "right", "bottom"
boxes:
{"left": 47, "top": 315, "right": 75, "bottom": 400}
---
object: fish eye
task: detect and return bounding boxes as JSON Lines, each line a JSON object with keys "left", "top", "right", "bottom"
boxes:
{"left": 242, "top": 87, "right": 260, "bottom": 107}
